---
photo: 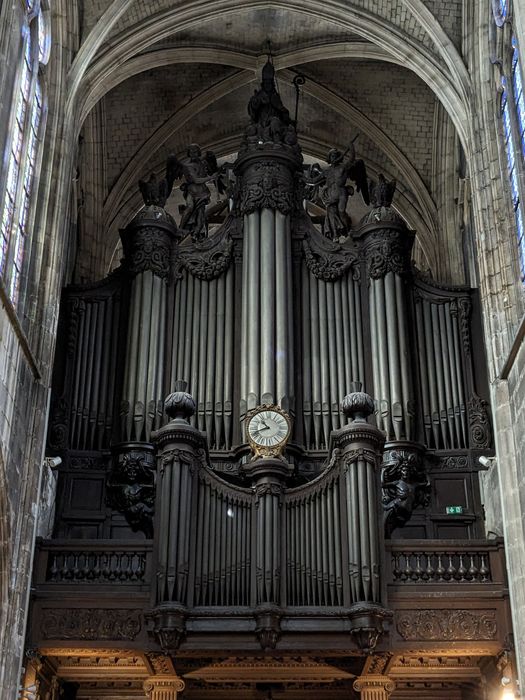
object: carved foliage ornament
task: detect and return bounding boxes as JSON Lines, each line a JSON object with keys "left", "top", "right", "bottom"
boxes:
{"left": 362, "top": 228, "right": 413, "bottom": 279}
{"left": 177, "top": 217, "right": 236, "bottom": 281}
{"left": 396, "top": 609, "right": 497, "bottom": 641}
{"left": 40, "top": 609, "right": 142, "bottom": 640}
{"left": 239, "top": 160, "right": 296, "bottom": 215}
{"left": 122, "top": 225, "right": 174, "bottom": 279}
{"left": 468, "top": 392, "right": 493, "bottom": 449}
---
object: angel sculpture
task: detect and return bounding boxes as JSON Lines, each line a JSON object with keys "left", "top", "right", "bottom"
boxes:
{"left": 167, "top": 144, "right": 224, "bottom": 241}
{"left": 305, "top": 141, "right": 370, "bottom": 239}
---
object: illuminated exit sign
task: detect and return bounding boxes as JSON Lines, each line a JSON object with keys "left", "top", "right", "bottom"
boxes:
{"left": 445, "top": 506, "right": 464, "bottom": 515}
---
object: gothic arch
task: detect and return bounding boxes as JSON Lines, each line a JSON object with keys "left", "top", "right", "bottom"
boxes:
{"left": 68, "top": 1, "right": 470, "bottom": 147}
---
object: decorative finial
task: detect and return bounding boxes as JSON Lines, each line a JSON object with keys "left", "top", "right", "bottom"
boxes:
{"left": 165, "top": 381, "right": 196, "bottom": 422}
{"left": 341, "top": 382, "right": 375, "bottom": 422}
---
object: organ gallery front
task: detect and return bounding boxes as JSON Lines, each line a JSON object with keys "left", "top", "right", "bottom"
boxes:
{"left": 27, "top": 61, "right": 513, "bottom": 699}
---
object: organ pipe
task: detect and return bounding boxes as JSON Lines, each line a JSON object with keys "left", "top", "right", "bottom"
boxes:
{"left": 119, "top": 208, "right": 176, "bottom": 443}
{"left": 359, "top": 217, "right": 416, "bottom": 442}
{"left": 301, "top": 263, "right": 364, "bottom": 449}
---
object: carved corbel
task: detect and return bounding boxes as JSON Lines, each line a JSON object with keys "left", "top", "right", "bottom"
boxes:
{"left": 347, "top": 602, "right": 393, "bottom": 654}
{"left": 254, "top": 604, "right": 283, "bottom": 650}
{"left": 146, "top": 603, "right": 188, "bottom": 653}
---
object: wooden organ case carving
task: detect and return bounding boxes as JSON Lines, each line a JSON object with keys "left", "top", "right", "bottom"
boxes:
{"left": 34, "top": 63, "right": 511, "bottom": 700}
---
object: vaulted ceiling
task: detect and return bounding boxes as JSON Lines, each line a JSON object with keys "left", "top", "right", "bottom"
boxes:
{"left": 73, "top": 1, "right": 470, "bottom": 283}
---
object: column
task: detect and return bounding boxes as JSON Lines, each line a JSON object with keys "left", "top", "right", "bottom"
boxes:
{"left": 143, "top": 676, "right": 185, "bottom": 700}
{"left": 148, "top": 384, "right": 207, "bottom": 652}
{"left": 357, "top": 192, "right": 415, "bottom": 443}
{"left": 236, "top": 148, "right": 302, "bottom": 418}
{"left": 119, "top": 204, "right": 177, "bottom": 443}
{"left": 353, "top": 675, "right": 395, "bottom": 700}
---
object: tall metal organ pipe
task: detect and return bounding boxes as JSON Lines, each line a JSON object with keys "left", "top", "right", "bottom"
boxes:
{"left": 359, "top": 211, "right": 416, "bottom": 442}
{"left": 119, "top": 206, "right": 176, "bottom": 443}
{"left": 236, "top": 149, "right": 302, "bottom": 419}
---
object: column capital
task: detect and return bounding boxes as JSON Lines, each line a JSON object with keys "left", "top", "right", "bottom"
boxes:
{"left": 143, "top": 675, "right": 185, "bottom": 699}
{"left": 353, "top": 674, "right": 395, "bottom": 699}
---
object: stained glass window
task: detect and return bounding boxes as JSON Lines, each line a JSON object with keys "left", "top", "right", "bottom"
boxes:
{"left": 0, "top": 3, "right": 49, "bottom": 304}
{"left": 493, "top": 0, "right": 509, "bottom": 26}
{"left": 502, "top": 76, "right": 525, "bottom": 279}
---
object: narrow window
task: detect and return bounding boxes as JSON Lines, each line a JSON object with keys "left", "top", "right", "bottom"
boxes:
{"left": 0, "top": 2, "right": 50, "bottom": 305}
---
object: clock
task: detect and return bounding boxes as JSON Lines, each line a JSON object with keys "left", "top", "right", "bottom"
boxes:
{"left": 246, "top": 405, "right": 292, "bottom": 457}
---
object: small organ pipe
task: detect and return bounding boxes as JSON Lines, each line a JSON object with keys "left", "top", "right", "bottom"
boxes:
{"left": 423, "top": 299, "right": 440, "bottom": 447}
{"left": 415, "top": 300, "right": 432, "bottom": 444}
{"left": 374, "top": 277, "right": 391, "bottom": 438}
{"left": 431, "top": 303, "right": 448, "bottom": 447}
{"left": 309, "top": 273, "right": 322, "bottom": 448}
{"left": 438, "top": 303, "right": 455, "bottom": 445}
{"left": 215, "top": 275, "right": 225, "bottom": 447}
{"left": 224, "top": 265, "right": 234, "bottom": 448}
{"left": 301, "top": 263, "right": 312, "bottom": 448}
{"left": 197, "top": 280, "right": 208, "bottom": 432}
{"left": 394, "top": 275, "right": 412, "bottom": 438}
{"left": 385, "top": 272, "right": 402, "bottom": 440}
{"left": 354, "top": 279, "right": 365, "bottom": 382}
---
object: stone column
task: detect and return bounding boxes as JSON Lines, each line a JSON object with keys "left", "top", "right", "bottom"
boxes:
{"left": 143, "top": 676, "right": 185, "bottom": 700}
{"left": 353, "top": 675, "right": 395, "bottom": 700}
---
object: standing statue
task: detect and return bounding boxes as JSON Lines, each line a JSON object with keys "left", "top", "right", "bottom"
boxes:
{"left": 247, "top": 59, "right": 293, "bottom": 143}
{"left": 305, "top": 142, "right": 370, "bottom": 239}
{"left": 168, "top": 144, "right": 224, "bottom": 241}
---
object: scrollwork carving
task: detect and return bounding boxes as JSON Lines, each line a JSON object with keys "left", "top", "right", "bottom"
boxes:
{"left": 396, "top": 609, "right": 497, "bottom": 641}
{"left": 177, "top": 217, "right": 235, "bottom": 280}
{"left": 359, "top": 227, "right": 414, "bottom": 279}
{"left": 302, "top": 236, "right": 358, "bottom": 281}
{"left": 40, "top": 608, "right": 142, "bottom": 640}
{"left": 239, "top": 160, "right": 296, "bottom": 215}
{"left": 468, "top": 393, "right": 492, "bottom": 449}
{"left": 121, "top": 221, "right": 175, "bottom": 279}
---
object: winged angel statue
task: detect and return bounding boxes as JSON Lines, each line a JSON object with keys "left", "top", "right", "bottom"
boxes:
{"left": 305, "top": 139, "right": 370, "bottom": 239}
{"left": 139, "top": 145, "right": 225, "bottom": 241}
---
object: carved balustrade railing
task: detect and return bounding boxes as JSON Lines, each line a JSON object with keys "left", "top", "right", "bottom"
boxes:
{"left": 34, "top": 539, "right": 153, "bottom": 586}
{"left": 385, "top": 539, "right": 506, "bottom": 586}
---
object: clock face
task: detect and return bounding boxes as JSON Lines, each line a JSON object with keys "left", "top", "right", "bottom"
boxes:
{"left": 247, "top": 409, "right": 290, "bottom": 448}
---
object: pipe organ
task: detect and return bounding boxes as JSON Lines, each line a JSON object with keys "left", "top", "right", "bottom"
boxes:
{"left": 45, "top": 62, "right": 494, "bottom": 662}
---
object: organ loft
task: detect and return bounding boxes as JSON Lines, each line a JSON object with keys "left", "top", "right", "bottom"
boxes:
{"left": 27, "top": 59, "right": 512, "bottom": 699}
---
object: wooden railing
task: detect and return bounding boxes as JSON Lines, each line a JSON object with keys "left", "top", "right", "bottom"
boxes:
{"left": 33, "top": 539, "right": 154, "bottom": 586}
{"left": 33, "top": 538, "right": 507, "bottom": 603}
{"left": 385, "top": 539, "right": 507, "bottom": 586}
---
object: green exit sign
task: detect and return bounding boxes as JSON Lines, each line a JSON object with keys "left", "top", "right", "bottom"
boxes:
{"left": 446, "top": 506, "right": 464, "bottom": 515}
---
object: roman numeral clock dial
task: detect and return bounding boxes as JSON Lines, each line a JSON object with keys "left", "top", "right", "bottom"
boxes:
{"left": 246, "top": 406, "right": 292, "bottom": 457}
